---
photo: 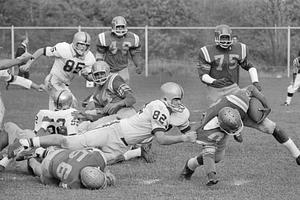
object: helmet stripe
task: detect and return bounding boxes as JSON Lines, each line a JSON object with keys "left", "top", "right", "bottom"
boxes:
{"left": 226, "top": 95, "right": 248, "bottom": 113}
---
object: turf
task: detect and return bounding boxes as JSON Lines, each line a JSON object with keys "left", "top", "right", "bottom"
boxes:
{"left": 1, "top": 72, "right": 300, "bottom": 200}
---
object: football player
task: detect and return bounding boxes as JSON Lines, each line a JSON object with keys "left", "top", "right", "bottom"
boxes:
{"left": 283, "top": 51, "right": 300, "bottom": 106}
{"left": 197, "top": 24, "right": 262, "bottom": 106}
{"left": 20, "top": 31, "right": 96, "bottom": 110}
{"left": 77, "top": 61, "right": 136, "bottom": 123}
{"left": 8, "top": 82, "right": 197, "bottom": 165}
{"left": 95, "top": 16, "right": 143, "bottom": 83}
{"left": 0, "top": 90, "right": 78, "bottom": 171}
{"left": 19, "top": 147, "right": 115, "bottom": 189}
{"left": 180, "top": 85, "right": 300, "bottom": 186}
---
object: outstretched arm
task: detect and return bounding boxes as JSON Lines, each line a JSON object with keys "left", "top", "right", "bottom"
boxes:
{"left": 20, "top": 48, "right": 45, "bottom": 71}
{"left": 0, "top": 52, "right": 33, "bottom": 70}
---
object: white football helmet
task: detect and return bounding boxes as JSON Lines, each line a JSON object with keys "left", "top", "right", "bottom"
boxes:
{"left": 54, "top": 90, "right": 73, "bottom": 110}
{"left": 218, "top": 107, "right": 243, "bottom": 136}
{"left": 160, "top": 82, "right": 185, "bottom": 113}
{"left": 215, "top": 24, "right": 233, "bottom": 49}
{"left": 91, "top": 61, "right": 111, "bottom": 85}
{"left": 80, "top": 166, "right": 107, "bottom": 189}
{"left": 72, "top": 31, "right": 91, "bottom": 56}
{"left": 111, "top": 16, "right": 128, "bottom": 37}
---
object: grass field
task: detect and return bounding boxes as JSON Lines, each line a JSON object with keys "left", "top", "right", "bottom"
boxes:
{"left": 0, "top": 72, "right": 300, "bottom": 200}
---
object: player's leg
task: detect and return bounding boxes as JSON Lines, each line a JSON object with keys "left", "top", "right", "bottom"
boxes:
{"left": 284, "top": 75, "right": 300, "bottom": 106}
{"left": 244, "top": 117, "right": 300, "bottom": 164}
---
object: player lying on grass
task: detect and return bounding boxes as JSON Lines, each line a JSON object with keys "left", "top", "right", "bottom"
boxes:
{"left": 180, "top": 85, "right": 300, "bottom": 186}
{"left": 7, "top": 82, "right": 197, "bottom": 165}
{"left": 0, "top": 90, "right": 78, "bottom": 171}
{"left": 17, "top": 147, "right": 115, "bottom": 189}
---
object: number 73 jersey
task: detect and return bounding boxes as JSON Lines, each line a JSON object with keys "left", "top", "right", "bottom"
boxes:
{"left": 197, "top": 43, "right": 251, "bottom": 84}
{"left": 46, "top": 42, "right": 96, "bottom": 85}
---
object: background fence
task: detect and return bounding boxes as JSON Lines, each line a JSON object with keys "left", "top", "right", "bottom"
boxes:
{"left": 0, "top": 26, "right": 299, "bottom": 77}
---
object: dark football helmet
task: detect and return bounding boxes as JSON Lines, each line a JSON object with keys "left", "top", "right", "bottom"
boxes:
{"left": 215, "top": 24, "right": 233, "bottom": 49}
{"left": 218, "top": 107, "right": 243, "bottom": 136}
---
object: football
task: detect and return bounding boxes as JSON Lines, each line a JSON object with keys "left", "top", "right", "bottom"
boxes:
{"left": 247, "top": 97, "right": 264, "bottom": 123}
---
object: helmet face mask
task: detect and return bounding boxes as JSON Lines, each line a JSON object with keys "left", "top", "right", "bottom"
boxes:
{"left": 55, "top": 90, "right": 73, "bottom": 110}
{"left": 92, "top": 61, "right": 111, "bottom": 85}
{"left": 218, "top": 107, "right": 243, "bottom": 136}
{"left": 80, "top": 166, "right": 107, "bottom": 190}
{"left": 72, "top": 31, "right": 91, "bottom": 56}
{"left": 161, "top": 82, "right": 185, "bottom": 113}
{"left": 215, "top": 24, "right": 233, "bottom": 49}
{"left": 111, "top": 16, "right": 128, "bottom": 37}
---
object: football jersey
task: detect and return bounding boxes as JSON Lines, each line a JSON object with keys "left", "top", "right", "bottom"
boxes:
{"left": 120, "top": 100, "right": 190, "bottom": 145}
{"left": 292, "top": 57, "right": 300, "bottom": 74}
{"left": 49, "top": 148, "right": 106, "bottom": 189}
{"left": 97, "top": 31, "right": 141, "bottom": 72}
{"left": 91, "top": 73, "right": 132, "bottom": 109}
{"left": 45, "top": 42, "right": 96, "bottom": 85}
{"left": 34, "top": 108, "right": 79, "bottom": 135}
{"left": 197, "top": 42, "right": 252, "bottom": 86}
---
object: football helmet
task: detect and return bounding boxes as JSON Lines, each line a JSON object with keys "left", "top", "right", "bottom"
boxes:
{"left": 111, "top": 16, "right": 128, "bottom": 37}
{"left": 91, "top": 61, "right": 111, "bottom": 85}
{"left": 72, "top": 31, "right": 91, "bottom": 56}
{"left": 54, "top": 90, "right": 73, "bottom": 110}
{"left": 218, "top": 107, "right": 243, "bottom": 136}
{"left": 161, "top": 82, "right": 185, "bottom": 112}
{"left": 215, "top": 24, "right": 233, "bottom": 49}
{"left": 80, "top": 166, "right": 107, "bottom": 189}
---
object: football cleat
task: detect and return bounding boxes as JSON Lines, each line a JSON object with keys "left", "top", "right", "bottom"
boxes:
{"left": 179, "top": 160, "right": 194, "bottom": 181}
{"left": 206, "top": 171, "right": 219, "bottom": 186}
{"left": 296, "top": 155, "right": 300, "bottom": 165}
{"left": 140, "top": 143, "right": 156, "bottom": 163}
{"left": 7, "top": 139, "right": 26, "bottom": 159}
{"left": 233, "top": 133, "right": 243, "bottom": 143}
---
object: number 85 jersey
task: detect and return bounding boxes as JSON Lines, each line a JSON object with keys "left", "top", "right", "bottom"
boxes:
{"left": 120, "top": 100, "right": 190, "bottom": 145}
{"left": 46, "top": 42, "right": 96, "bottom": 85}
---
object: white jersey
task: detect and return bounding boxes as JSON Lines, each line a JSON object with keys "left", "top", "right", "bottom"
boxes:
{"left": 34, "top": 108, "right": 79, "bottom": 135}
{"left": 45, "top": 42, "right": 96, "bottom": 85}
{"left": 120, "top": 100, "right": 190, "bottom": 145}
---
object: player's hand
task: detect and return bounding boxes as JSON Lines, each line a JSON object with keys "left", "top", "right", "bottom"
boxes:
{"left": 183, "top": 131, "right": 197, "bottom": 143}
{"left": 17, "top": 52, "right": 34, "bottom": 65}
{"left": 211, "top": 78, "right": 233, "bottom": 88}
{"left": 103, "top": 103, "right": 120, "bottom": 115}
{"left": 257, "top": 107, "right": 271, "bottom": 124}
{"left": 136, "top": 66, "right": 143, "bottom": 74}
{"left": 253, "top": 82, "right": 262, "bottom": 91}
{"left": 37, "top": 84, "right": 46, "bottom": 92}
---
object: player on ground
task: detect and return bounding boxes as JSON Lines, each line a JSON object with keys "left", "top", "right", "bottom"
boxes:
{"left": 8, "top": 82, "right": 197, "bottom": 165}
{"left": 283, "top": 51, "right": 300, "bottom": 106}
{"left": 18, "top": 147, "right": 115, "bottom": 189}
{"left": 0, "top": 90, "right": 78, "bottom": 171}
{"left": 180, "top": 85, "right": 300, "bottom": 186}
{"left": 21, "top": 31, "right": 96, "bottom": 110}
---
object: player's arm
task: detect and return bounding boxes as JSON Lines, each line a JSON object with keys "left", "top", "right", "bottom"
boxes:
{"left": 0, "top": 52, "right": 33, "bottom": 70}
{"left": 95, "top": 34, "right": 107, "bottom": 61}
{"left": 15, "top": 46, "right": 25, "bottom": 58}
{"left": 129, "top": 34, "right": 143, "bottom": 74}
{"left": 154, "top": 130, "right": 196, "bottom": 145}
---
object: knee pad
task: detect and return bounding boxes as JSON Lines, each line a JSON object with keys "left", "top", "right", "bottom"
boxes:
{"left": 272, "top": 126, "right": 289, "bottom": 144}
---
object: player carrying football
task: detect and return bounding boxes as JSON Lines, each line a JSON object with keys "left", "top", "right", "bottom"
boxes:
{"left": 180, "top": 85, "right": 300, "bottom": 186}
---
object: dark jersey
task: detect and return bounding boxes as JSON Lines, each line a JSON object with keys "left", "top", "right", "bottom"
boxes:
{"left": 96, "top": 31, "right": 141, "bottom": 72}
{"left": 48, "top": 148, "right": 106, "bottom": 189}
{"left": 197, "top": 42, "right": 253, "bottom": 86}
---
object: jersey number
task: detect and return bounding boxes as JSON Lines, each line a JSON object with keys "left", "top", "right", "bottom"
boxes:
{"left": 153, "top": 110, "right": 167, "bottom": 124}
{"left": 47, "top": 118, "right": 66, "bottom": 134}
{"left": 63, "top": 60, "right": 85, "bottom": 73}
{"left": 214, "top": 54, "right": 239, "bottom": 71}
